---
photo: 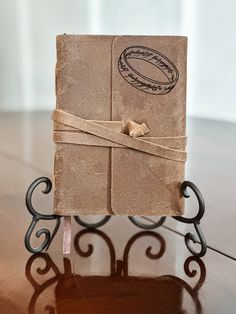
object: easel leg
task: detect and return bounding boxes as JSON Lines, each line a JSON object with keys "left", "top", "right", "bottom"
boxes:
{"left": 172, "top": 181, "right": 207, "bottom": 258}
{"left": 24, "top": 177, "right": 61, "bottom": 253}
{"left": 128, "top": 181, "right": 207, "bottom": 257}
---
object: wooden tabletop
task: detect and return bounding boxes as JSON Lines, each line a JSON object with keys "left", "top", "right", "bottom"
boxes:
{"left": 0, "top": 112, "right": 236, "bottom": 313}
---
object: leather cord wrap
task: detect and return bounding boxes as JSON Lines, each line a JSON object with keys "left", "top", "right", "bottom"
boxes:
{"left": 52, "top": 109, "right": 187, "bottom": 163}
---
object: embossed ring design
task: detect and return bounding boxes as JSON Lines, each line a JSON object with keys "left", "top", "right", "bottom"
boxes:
{"left": 118, "top": 46, "right": 179, "bottom": 95}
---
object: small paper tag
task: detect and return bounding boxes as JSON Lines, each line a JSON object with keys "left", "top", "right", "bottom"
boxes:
{"left": 63, "top": 216, "right": 72, "bottom": 255}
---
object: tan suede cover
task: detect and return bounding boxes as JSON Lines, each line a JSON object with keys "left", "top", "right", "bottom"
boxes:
{"left": 54, "top": 35, "right": 187, "bottom": 216}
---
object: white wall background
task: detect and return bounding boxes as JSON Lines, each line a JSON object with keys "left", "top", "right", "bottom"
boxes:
{"left": 0, "top": 0, "right": 236, "bottom": 122}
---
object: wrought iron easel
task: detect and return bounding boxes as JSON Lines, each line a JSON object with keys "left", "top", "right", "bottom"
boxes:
{"left": 24, "top": 177, "right": 207, "bottom": 257}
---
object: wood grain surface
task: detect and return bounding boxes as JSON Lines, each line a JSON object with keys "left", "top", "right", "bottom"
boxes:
{"left": 0, "top": 112, "right": 235, "bottom": 313}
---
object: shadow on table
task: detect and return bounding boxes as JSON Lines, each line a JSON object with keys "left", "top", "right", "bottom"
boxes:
{"left": 25, "top": 229, "right": 206, "bottom": 314}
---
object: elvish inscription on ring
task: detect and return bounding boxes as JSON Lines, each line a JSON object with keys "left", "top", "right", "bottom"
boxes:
{"left": 118, "top": 46, "right": 179, "bottom": 95}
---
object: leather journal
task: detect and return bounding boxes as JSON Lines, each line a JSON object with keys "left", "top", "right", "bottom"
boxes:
{"left": 53, "top": 35, "right": 187, "bottom": 217}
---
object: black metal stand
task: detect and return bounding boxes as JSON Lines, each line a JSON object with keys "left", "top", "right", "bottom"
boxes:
{"left": 24, "top": 177, "right": 207, "bottom": 257}
{"left": 24, "top": 177, "right": 61, "bottom": 253}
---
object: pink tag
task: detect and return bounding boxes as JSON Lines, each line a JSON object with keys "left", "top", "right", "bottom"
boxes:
{"left": 63, "top": 216, "right": 72, "bottom": 255}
